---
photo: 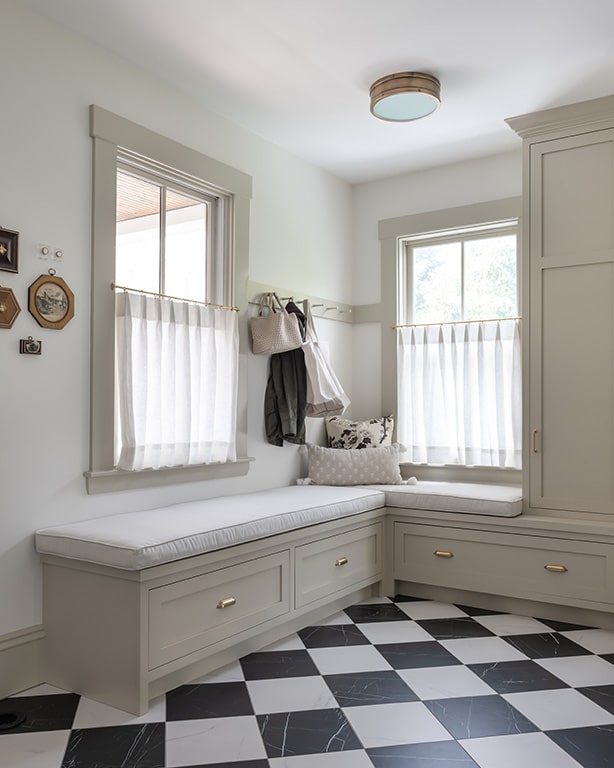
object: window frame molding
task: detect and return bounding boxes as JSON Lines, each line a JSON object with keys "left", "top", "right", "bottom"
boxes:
{"left": 86, "top": 105, "right": 253, "bottom": 494}
{"left": 378, "top": 196, "right": 522, "bottom": 484}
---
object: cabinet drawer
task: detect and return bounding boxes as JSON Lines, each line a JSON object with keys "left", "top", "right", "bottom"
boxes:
{"left": 394, "top": 523, "right": 613, "bottom": 606}
{"left": 148, "top": 550, "right": 289, "bottom": 669}
{"left": 295, "top": 523, "right": 382, "bottom": 608}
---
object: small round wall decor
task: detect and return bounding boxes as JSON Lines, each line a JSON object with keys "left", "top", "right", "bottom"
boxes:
{"left": 28, "top": 269, "right": 75, "bottom": 329}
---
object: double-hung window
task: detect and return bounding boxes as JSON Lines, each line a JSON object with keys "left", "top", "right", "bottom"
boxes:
{"left": 87, "top": 106, "right": 252, "bottom": 493}
{"left": 397, "top": 219, "right": 521, "bottom": 469}
{"left": 114, "top": 161, "right": 238, "bottom": 472}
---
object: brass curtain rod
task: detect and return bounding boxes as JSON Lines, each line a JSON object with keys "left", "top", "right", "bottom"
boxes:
{"left": 111, "top": 283, "right": 240, "bottom": 312}
{"left": 392, "top": 316, "right": 520, "bottom": 330}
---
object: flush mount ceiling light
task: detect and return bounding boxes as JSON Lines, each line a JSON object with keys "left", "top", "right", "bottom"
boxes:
{"left": 370, "top": 71, "right": 441, "bottom": 122}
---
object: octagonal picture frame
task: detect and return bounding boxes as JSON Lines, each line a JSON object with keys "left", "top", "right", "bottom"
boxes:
{"left": 28, "top": 273, "right": 75, "bottom": 329}
{"left": 0, "top": 285, "right": 21, "bottom": 328}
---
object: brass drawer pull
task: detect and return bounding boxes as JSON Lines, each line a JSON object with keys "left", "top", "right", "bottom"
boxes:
{"left": 216, "top": 597, "right": 237, "bottom": 609}
{"left": 434, "top": 550, "right": 454, "bottom": 558}
{"left": 335, "top": 557, "right": 349, "bottom": 567}
{"left": 544, "top": 563, "right": 568, "bottom": 573}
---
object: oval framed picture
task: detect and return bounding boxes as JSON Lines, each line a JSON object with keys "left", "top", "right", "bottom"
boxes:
{"left": 28, "top": 273, "right": 75, "bottom": 329}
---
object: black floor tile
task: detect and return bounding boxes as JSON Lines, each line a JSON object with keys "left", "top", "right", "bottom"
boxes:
{"left": 324, "top": 669, "right": 419, "bottom": 707}
{"left": 454, "top": 604, "right": 503, "bottom": 617}
{"left": 166, "top": 681, "right": 254, "bottom": 720}
{"left": 368, "top": 740, "right": 480, "bottom": 767}
{"left": 417, "top": 617, "right": 496, "bottom": 640}
{"left": 468, "top": 659, "right": 570, "bottom": 694}
{"left": 344, "top": 603, "right": 410, "bottom": 623}
{"left": 0, "top": 693, "right": 79, "bottom": 733}
{"left": 62, "top": 723, "right": 165, "bottom": 768}
{"left": 602, "top": 653, "right": 614, "bottom": 666}
{"left": 425, "top": 694, "right": 539, "bottom": 739}
{"left": 577, "top": 684, "right": 614, "bottom": 715}
{"left": 390, "top": 594, "right": 429, "bottom": 603}
{"left": 547, "top": 724, "right": 614, "bottom": 768}
{"left": 240, "top": 649, "right": 320, "bottom": 680}
{"left": 298, "top": 623, "right": 369, "bottom": 648}
{"left": 257, "top": 708, "right": 362, "bottom": 758}
{"left": 375, "top": 640, "right": 461, "bottom": 669}
{"left": 537, "top": 617, "right": 592, "bottom": 631}
{"left": 502, "top": 632, "right": 590, "bottom": 658}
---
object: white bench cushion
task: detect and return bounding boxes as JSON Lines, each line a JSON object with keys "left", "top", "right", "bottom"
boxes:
{"left": 35, "top": 486, "right": 385, "bottom": 570}
{"left": 371, "top": 481, "right": 522, "bottom": 517}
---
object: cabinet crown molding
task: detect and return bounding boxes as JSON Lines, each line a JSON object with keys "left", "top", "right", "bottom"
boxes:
{"left": 506, "top": 94, "right": 614, "bottom": 140}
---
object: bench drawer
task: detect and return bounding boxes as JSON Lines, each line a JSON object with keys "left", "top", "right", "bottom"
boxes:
{"left": 148, "top": 550, "right": 290, "bottom": 669}
{"left": 394, "top": 522, "right": 613, "bottom": 607}
{"left": 295, "top": 523, "right": 383, "bottom": 608}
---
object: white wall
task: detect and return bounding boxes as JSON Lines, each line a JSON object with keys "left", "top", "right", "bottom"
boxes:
{"left": 0, "top": 1, "right": 353, "bottom": 637}
{"left": 349, "top": 152, "right": 523, "bottom": 418}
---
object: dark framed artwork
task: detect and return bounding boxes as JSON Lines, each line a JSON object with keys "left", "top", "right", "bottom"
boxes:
{"left": 28, "top": 272, "right": 75, "bottom": 329}
{"left": 0, "top": 227, "right": 19, "bottom": 273}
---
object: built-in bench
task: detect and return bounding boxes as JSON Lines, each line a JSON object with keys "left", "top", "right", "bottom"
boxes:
{"left": 35, "top": 481, "right": 522, "bottom": 714}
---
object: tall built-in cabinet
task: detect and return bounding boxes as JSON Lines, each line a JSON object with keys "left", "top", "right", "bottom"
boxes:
{"left": 507, "top": 96, "right": 614, "bottom": 517}
{"left": 391, "top": 96, "right": 614, "bottom": 628}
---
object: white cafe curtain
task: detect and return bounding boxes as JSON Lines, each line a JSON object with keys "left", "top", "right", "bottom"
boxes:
{"left": 397, "top": 318, "right": 521, "bottom": 469}
{"left": 115, "top": 290, "right": 238, "bottom": 471}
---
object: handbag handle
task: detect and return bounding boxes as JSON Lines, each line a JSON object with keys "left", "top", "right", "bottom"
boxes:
{"left": 257, "top": 292, "right": 286, "bottom": 316}
{"left": 302, "top": 299, "right": 319, "bottom": 342}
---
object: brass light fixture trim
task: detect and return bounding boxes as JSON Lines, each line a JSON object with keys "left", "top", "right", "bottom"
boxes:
{"left": 370, "top": 71, "right": 441, "bottom": 122}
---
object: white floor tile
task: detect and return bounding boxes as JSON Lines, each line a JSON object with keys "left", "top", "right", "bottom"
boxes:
{"left": 561, "top": 628, "right": 614, "bottom": 654}
{"left": 0, "top": 730, "right": 70, "bottom": 768}
{"left": 166, "top": 716, "right": 266, "bottom": 766}
{"left": 315, "top": 611, "right": 355, "bottom": 626}
{"left": 261, "top": 634, "right": 306, "bottom": 652}
{"left": 473, "top": 614, "right": 552, "bottom": 636}
{"left": 72, "top": 694, "right": 166, "bottom": 729}
{"left": 536, "top": 654, "right": 614, "bottom": 687}
{"left": 308, "top": 645, "right": 392, "bottom": 675}
{"left": 357, "top": 620, "right": 433, "bottom": 645}
{"left": 503, "top": 688, "right": 614, "bottom": 730}
{"left": 191, "top": 660, "right": 245, "bottom": 684}
{"left": 398, "top": 664, "right": 494, "bottom": 700}
{"left": 247, "top": 676, "right": 337, "bottom": 714}
{"left": 343, "top": 701, "right": 453, "bottom": 748}
{"left": 459, "top": 731, "right": 583, "bottom": 768}
{"left": 268, "top": 750, "right": 373, "bottom": 767}
{"left": 397, "top": 601, "right": 467, "bottom": 620}
{"left": 440, "top": 636, "right": 528, "bottom": 664}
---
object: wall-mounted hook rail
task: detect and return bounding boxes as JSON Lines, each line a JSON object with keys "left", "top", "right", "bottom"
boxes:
{"left": 247, "top": 281, "right": 354, "bottom": 324}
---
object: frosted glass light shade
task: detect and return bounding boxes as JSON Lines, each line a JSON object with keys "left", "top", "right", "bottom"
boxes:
{"left": 370, "top": 72, "right": 441, "bottom": 122}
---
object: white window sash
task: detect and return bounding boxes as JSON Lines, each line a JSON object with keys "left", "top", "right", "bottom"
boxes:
{"left": 115, "top": 290, "right": 238, "bottom": 471}
{"left": 397, "top": 318, "right": 521, "bottom": 469}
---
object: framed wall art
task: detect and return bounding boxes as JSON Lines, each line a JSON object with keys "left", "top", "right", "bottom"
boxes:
{"left": 28, "top": 270, "right": 75, "bottom": 329}
{"left": 0, "top": 227, "right": 19, "bottom": 273}
{"left": 0, "top": 285, "right": 21, "bottom": 328}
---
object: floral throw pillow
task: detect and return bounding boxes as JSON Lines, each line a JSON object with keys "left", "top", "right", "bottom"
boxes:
{"left": 326, "top": 414, "right": 394, "bottom": 449}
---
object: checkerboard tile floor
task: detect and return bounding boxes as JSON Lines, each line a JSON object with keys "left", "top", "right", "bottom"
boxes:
{"left": 2, "top": 595, "right": 614, "bottom": 767}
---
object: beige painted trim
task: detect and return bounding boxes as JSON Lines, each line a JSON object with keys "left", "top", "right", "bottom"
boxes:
{"left": 506, "top": 94, "right": 614, "bottom": 142}
{"left": 378, "top": 197, "right": 522, "bottom": 482}
{"left": 88, "top": 106, "right": 252, "bottom": 493}
{"left": 0, "top": 625, "right": 45, "bottom": 698}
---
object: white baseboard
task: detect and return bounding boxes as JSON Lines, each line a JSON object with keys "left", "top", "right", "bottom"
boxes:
{"left": 0, "top": 625, "right": 45, "bottom": 698}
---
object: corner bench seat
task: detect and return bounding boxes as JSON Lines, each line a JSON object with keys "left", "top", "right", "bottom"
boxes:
{"left": 34, "top": 481, "right": 523, "bottom": 715}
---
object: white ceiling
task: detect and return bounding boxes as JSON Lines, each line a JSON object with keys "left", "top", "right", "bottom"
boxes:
{"left": 15, "top": 0, "right": 614, "bottom": 183}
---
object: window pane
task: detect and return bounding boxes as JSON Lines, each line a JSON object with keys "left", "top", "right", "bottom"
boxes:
{"left": 464, "top": 234, "right": 517, "bottom": 320}
{"left": 413, "top": 242, "right": 461, "bottom": 323}
{"left": 116, "top": 171, "right": 160, "bottom": 293}
{"left": 165, "top": 190, "right": 208, "bottom": 303}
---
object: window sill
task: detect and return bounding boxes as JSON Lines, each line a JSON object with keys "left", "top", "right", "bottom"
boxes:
{"left": 84, "top": 457, "right": 254, "bottom": 495}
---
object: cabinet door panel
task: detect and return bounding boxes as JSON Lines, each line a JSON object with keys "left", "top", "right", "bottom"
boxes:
{"left": 529, "top": 130, "right": 614, "bottom": 514}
